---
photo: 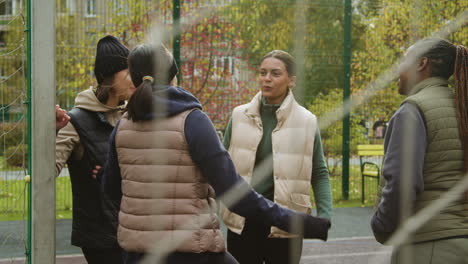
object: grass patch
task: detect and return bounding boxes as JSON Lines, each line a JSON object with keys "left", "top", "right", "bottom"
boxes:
{"left": 313, "top": 164, "right": 380, "bottom": 208}
{"left": 56, "top": 209, "right": 73, "bottom": 219}
{"left": 0, "top": 175, "right": 72, "bottom": 221}
{"left": 0, "top": 210, "right": 72, "bottom": 221}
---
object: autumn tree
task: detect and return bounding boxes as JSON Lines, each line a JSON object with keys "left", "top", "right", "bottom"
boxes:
{"left": 352, "top": 0, "right": 468, "bottom": 130}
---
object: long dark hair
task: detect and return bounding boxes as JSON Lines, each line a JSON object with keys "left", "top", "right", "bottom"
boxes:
{"left": 95, "top": 77, "right": 114, "bottom": 104}
{"left": 126, "top": 44, "right": 179, "bottom": 121}
{"left": 453, "top": 42, "right": 468, "bottom": 171}
{"left": 414, "top": 38, "right": 467, "bottom": 169}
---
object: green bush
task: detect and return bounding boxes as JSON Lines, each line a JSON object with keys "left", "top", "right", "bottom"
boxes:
{"left": 0, "top": 121, "right": 26, "bottom": 156}
{"left": 308, "top": 90, "right": 370, "bottom": 176}
{"left": 5, "top": 144, "right": 27, "bottom": 168}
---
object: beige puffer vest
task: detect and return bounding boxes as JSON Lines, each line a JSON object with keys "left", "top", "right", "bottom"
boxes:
{"left": 403, "top": 77, "right": 468, "bottom": 243}
{"left": 115, "top": 110, "right": 225, "bottom": 253}
{"left": 221, "top": 91, "right": 317, "bottom": 238}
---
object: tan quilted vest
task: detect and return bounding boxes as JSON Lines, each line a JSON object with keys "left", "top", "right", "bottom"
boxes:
{"left": 115, "top": 110, "right": 225, "bottom": 253}
{"left": 221, "top": 91, "right": 317, "bottom": 238}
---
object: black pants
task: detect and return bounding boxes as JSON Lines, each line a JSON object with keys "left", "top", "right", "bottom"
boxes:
{"left": 227, "top": 220, "right": 303, "bottom": 264}
{"left": 124, "top": 251, "right": 239, "bottom": 264}
{"left": 82, "top": 247, "right": 124, "bottom": 264}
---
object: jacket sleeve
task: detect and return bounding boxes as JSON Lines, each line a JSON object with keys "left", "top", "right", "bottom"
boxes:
{"left": 371, "top": 102, "right": 426, "bottom": 244}
{"left": 185, "top": 110, "right": 330, "bottom": 240}
{"left": 55, "top": 122, "right": 80, "bottom": 177}
{"left": 311, "top": 127, "right": 333, "bottom": 220}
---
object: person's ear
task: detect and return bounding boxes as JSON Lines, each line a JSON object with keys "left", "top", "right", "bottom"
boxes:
{"left": 417, "top": 57, "right": 429, "bottom": 72}
{"left": 288, "top": 76, "right": 296, "bottom": 89}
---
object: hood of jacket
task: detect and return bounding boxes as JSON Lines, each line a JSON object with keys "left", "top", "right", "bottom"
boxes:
{"left": 142, "top": 85, "right": 202, "bottom": 120}
{"left": 74, "top": 88, "right": 125, "bottom": 112}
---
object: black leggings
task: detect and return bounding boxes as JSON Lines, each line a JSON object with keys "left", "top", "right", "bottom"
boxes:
{"left": 227, "top": 220, "right": 303, "bottom": 264}
{"left": 81, "top": 247, "right": 124, "bottom": 264}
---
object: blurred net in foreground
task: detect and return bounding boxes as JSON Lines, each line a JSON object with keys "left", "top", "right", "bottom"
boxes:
{"left": 0, "top": 0, "right": 466, "bottom": 262}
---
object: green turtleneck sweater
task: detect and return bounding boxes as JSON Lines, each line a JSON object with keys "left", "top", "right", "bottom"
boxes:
{"left": 223, "top": 97, "right": 332, "bottom": 220}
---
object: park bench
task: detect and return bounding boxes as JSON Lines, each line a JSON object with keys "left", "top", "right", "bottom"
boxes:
{"left": 357, "top": 144, "right": 384, "bottom": 204}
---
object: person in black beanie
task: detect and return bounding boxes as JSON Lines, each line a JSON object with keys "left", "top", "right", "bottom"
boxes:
{"left": 55, "top": 35, "right": 135, "bottom": 264}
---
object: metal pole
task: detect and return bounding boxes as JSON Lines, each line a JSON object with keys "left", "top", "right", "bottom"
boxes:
{"left": 173, "top": 0, "right": 181, "bottom": 84}
{"left": 342, "top": 0, "right": 352, "bottom": 200}
{"left": 26, "top": 0, "right": 32, "bottom": 262}
{"left": 30, "top": 0, "right": 56, "bottom": 262}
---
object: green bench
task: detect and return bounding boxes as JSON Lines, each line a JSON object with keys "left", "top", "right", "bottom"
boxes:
{"left": 357, "top": 144, "right": 384, "bottom": 204}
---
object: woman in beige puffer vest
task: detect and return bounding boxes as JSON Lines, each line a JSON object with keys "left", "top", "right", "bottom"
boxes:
{"left": 222, "top": 50, "right": 333, "bottom": 264}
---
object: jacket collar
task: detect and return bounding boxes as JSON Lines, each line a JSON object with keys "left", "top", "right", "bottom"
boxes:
{"left": 408, "top": 77, "right": 449, "bottom": 96}
{"left": 244, "top": 89, "right": 297, "bottom": 124}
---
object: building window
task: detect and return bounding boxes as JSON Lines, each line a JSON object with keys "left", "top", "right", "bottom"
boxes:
{"left": 113, "top": 0, "right": 128, "bottom": 15}
{"left": 59, "top": 0, "right": 76, "bottom": 14}
{"left": 0, "top": 0, "right": 13, "bottom": 16}
{"left": 58, "top": 0, "right": 66, "bottom": 13}
{"left": 85, "top": 0, "right": 96, "bottom": 17}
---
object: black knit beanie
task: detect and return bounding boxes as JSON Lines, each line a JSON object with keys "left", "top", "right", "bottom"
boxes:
{"left": 94, "top": 35, "right": 129, "bottom": 85}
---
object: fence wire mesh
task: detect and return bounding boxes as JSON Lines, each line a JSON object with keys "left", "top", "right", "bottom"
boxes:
{"left": 0, "top": 0, "right": 28, "bottom": 260}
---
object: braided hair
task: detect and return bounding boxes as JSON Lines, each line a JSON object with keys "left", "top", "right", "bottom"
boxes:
{"left": 454, "top": 44, "right": 468, "bottom": 171}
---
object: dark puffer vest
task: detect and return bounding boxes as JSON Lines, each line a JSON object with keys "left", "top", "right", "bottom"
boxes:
{"left": 67, "top": 108, "right": 118, "bottom": 248}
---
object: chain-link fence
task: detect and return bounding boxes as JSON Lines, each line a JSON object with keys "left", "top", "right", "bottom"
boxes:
{"left": 0, "top": 0, "right": 29, "bottom": 260}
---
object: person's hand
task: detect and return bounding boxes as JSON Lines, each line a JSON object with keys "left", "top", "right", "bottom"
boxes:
{"left": 92, "top": 165, "right": 102, "bottom": 180}
{"left": 300, "top": 213, "right": 331, "bottom": 241}
{"left": 55, "top": 105, "right": 70, "bottom": 131}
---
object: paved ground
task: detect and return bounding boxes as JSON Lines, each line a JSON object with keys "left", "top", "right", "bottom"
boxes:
{"left": 301, "top": 238, "right": 391, "bottom": 264}
{"left": 0, "top": 207, "right": 392, "bottom": 263}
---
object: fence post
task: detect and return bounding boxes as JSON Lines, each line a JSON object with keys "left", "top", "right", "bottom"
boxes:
{"left": 29, "top": 0, "right": 56, "bottom": 262}
{"left": 173, "top": 0, "right": 181, "bottom": 84}
{"left": 26, "top": 0, "right": 32, "bottom": 262}
{"left": 342, "top": 0, "right": 352, "bottom": 200}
